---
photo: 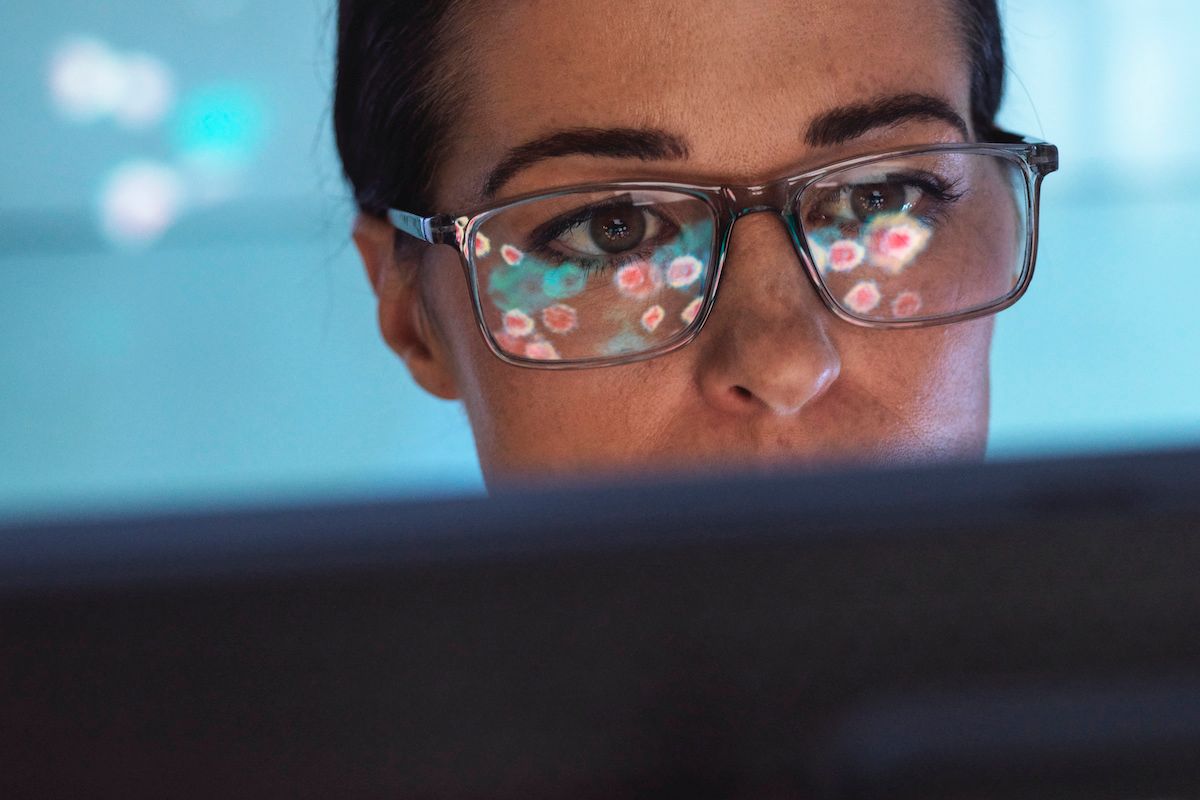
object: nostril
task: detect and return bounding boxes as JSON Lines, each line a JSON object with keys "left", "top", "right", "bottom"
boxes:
{"left": 733, "top": 385, "right": 753, "bottom": 401}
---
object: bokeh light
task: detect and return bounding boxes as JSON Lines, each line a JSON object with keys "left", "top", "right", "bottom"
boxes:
{"left": 112, "top": 53, "right": 175, "bottom": 128}
{"left": 171, "top": 84, "right": 267, "bottom": 206}
{"left": 48, "top": 36, "right": 175, "bottom": 129}
{"left": 48, "top": 41, "right": 267, "bottom": 243}
{"left": 173, "top": 84, "right": 266, "bottom": 166}
{"left": 99, "top": 161, "right": 186, "bottom": 246}
{"left": 49, "top": 37, "right": 126, "bottom": 122}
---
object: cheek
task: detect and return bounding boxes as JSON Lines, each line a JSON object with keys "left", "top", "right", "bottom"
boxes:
{"left": 846, "top": 317, "right": 994, "bottom": 427}
{"left": 463, "top": 364, "right": 664, "bottom": 479}
{"left": 421, "top": 248, "right": 492, "bottom": 379}
{"left": 423, "top": 259, "right": 626, "bottom": 471}
{"left": 422, "top": 247, "right": 683, "bottom": 474}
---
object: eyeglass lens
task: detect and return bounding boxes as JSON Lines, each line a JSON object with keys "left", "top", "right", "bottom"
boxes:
{"left": 797, "top": 152, "right": 1029, "bottom": 322}
{"left": 474, "top": 190, "right": 716, "bottom": 363}
{"left": 471, "top": 153, "right": 1029, "bottom": 364}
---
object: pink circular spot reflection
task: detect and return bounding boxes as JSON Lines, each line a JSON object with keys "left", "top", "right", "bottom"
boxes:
{"left": 666, "top": 255, "right": 703, "bottom": 288}
{"left": 502, "top": 308, "right": 535, "bottom": 337}
{"left": 866, "top": 213, "right": 931, "bottom": 274}
{"left": 843, "top": 280, "right": 882, "bottom": 315}
{"left": 493, "top": 331, "right": 526, "bottom": 356}
{"left": 641, "top": 305, "right": 665, "bottom": 333}
{"left": 828, "top": 239, "right": 865, "bottom": 272}
{"left": 541, "top": 303, "right": 578, "bottom": 334}
{"left": 500, "top": 244, "right": 524, "bottom": 265}
{"left": 680, "top": 296, "right": 704, "bottom": 326}
{"left": 890, "top": 290, "right": 923, "bottom": 318}
{"left": 474, "top": 233, "right": 491, "bottom": 258}
{"left": 525, "top": 339, "right": 560, "bottom": 360}
{"left": 614, "top": 260, "right": 663, "bottom": 299}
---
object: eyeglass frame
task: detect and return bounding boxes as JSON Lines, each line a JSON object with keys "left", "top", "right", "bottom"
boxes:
{"left": 388, "top": 135, "right": 1059, "bottom": 370}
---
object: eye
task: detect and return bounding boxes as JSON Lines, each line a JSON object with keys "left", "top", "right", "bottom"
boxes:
{"left": 557, "top": 202, "right": 663, "bottom": 256}
{"left": 848, "top": 182, "right": 916, "bottom": 220}
{"left": 804, "top": 179, "right": 923, "bottom": 226}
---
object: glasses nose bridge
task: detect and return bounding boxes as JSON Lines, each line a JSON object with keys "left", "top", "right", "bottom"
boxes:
{"left": 719, "top": 180, "right": 809, "bottom": 263}
{"left": 723, "top": 180, "right": 793, "bottom": 219}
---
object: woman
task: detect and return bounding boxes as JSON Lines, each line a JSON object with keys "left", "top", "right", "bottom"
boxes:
{"left": 335, "top": 0, "right": 1057, "bottom": 487}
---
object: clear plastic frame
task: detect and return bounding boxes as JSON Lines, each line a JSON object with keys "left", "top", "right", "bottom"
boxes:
{"left": 388, "top": 137, "right": 1059, "bottom": 370}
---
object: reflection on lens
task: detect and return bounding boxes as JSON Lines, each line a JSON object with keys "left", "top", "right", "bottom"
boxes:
{"left": 843, "top": 280, "right": 882, "bottom": 314}
{"left": 798, "top": 152, "right": 1028, "bottom": 322}
{"left": 862, "top": 212, "right": 932, "bottom": 274}
{"left": 473, "top": 190, "right": 716, "bottom": 364}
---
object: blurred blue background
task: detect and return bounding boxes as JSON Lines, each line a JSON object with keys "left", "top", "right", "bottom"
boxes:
{"left": 1, "top": 1, "right": 1197, "bottom": 521}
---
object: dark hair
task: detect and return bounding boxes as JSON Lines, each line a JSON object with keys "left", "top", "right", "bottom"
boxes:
{"left": 335, "top": 0, "right": 1006, "bottom": 219}
{"left": 958, "top": 0, "right": 1007, "bottom": 140}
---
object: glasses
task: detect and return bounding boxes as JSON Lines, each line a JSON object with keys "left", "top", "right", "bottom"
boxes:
{"left": 389, "top": 136, "right": 1059, "bottom": 369}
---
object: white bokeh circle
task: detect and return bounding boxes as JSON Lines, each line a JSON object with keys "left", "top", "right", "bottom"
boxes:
{"left": 49, "top": 37, "right": 175, "bottom": 128}
{"left": 99, "top": 161, "right": 186, "bottom": 246}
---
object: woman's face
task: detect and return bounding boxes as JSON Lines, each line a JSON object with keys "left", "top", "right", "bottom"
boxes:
{"left": 357, "top": 0, "right": 994, "bottom": 486}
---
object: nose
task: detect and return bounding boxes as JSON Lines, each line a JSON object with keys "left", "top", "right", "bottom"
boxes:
{"left": 693, "top": 211, "right": 841, "bottom": 417}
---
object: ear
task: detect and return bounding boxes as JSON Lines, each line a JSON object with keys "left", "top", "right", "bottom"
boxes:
{"left": 352, "top": 213, "right": 461, "bottom": 400}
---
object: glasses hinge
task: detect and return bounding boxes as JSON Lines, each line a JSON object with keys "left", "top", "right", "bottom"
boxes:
{"left": 425, "top": 215, "right": 464, "bottom": 246}
{"left": 1029, "top": 143, "right": 1060, "bottom": 173}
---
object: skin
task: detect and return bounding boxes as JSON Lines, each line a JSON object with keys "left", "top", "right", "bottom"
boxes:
{"left": 354, "top": 0, "right": 994, "bottom": 488}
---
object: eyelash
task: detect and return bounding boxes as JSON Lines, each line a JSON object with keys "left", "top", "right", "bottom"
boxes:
{"left": 900, "top": 173, "right": 966, "bottom": 220}
{"left": 526, "top": 201, "right": 681, "bottom": 271}
{"left": 540, "top": 247, "right": 660, "bottom": 276}
{"left": 507, "top": 169, "right": 964, "bottom": 274}
{"left": 803, "top": 172, "right": 966, "bottom": 228}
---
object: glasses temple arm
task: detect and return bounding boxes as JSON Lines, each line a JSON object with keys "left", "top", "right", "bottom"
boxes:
{"left": 990, "top": 128, "right": 1059, "bottom": 175}
{"left": 387, "top": 209, "right": 462, "bottom": 246}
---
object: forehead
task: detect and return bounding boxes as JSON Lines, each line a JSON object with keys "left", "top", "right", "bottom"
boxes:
{"left": 437, "top": 0, "right": 968, "bottom": 205}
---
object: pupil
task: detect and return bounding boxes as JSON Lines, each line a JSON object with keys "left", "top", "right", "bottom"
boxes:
{"left": 851, "top": 183, "right": 903, "bottom": 221}
{"left": 589, "top": 204, "right": 646, "bottom": 254}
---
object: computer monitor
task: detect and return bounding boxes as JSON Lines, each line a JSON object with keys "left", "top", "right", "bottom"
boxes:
{"left": 3, "top": 447, "right": 1199, "bottom": 799}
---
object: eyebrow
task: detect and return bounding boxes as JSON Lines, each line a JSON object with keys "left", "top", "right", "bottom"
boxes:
{"left": 479, "top": 93, "right": 969, "bottom": 199}
{"left": 804, "top": 92, "right": 969, "bottom": 148}
{"left": 481, "top": 127, "right": 689, "bottom": 199}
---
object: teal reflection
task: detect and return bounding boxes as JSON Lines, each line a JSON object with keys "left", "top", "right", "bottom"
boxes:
{"left": 172, "top": 84, "right": 266, "bottom": 164}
